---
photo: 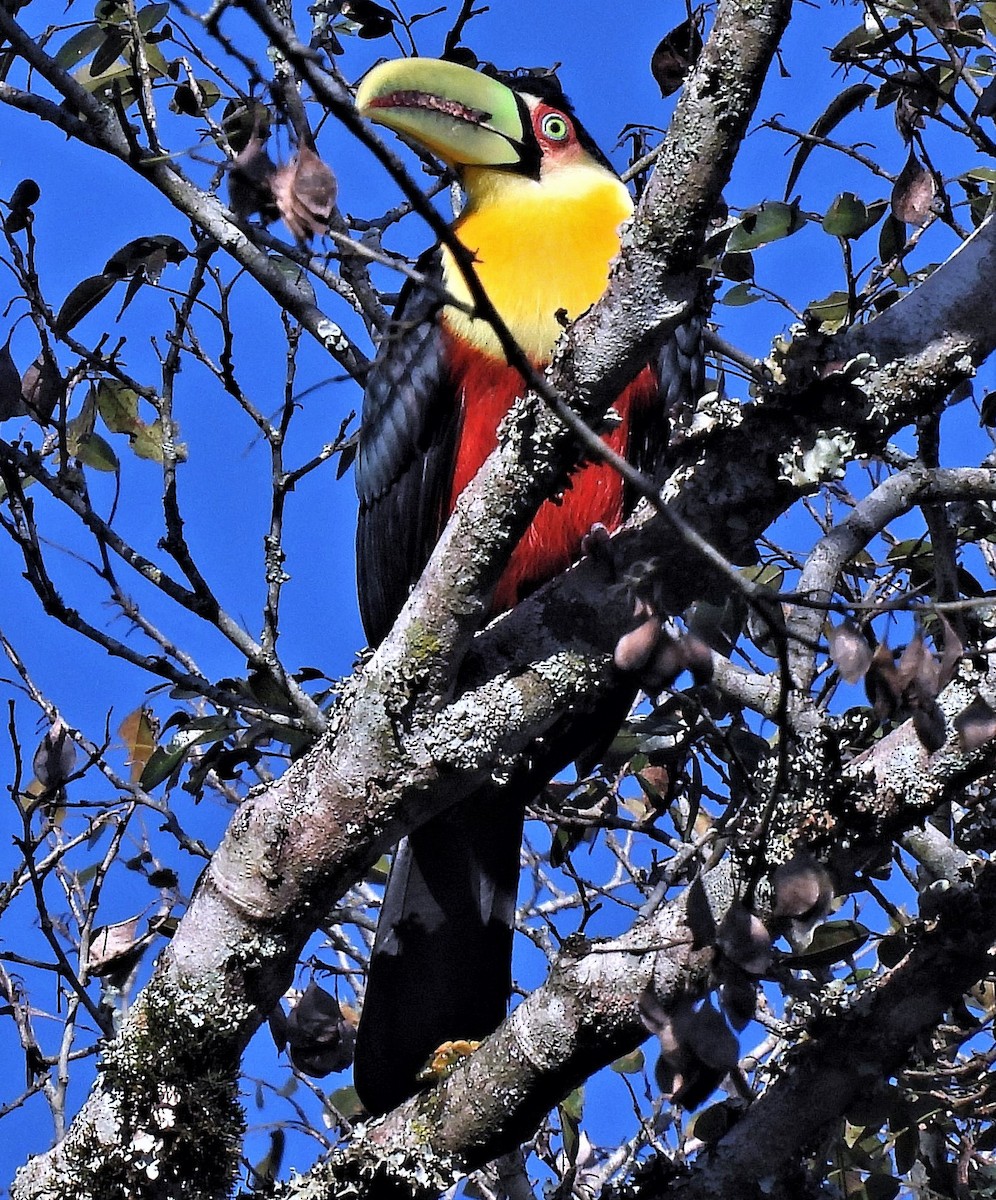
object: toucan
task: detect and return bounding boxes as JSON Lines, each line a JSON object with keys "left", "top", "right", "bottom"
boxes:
{"left": 352, "top": 57, "right": 703, "bottom": 1115}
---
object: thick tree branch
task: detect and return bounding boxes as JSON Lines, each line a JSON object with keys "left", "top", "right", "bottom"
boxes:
{"left": 275, "top": 656, "right": 996, "bottom": 1199}
{"left": 668, "top": 855, "right": 996, "bottom": 1200}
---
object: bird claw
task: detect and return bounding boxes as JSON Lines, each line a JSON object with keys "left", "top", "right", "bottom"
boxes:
{"left": 417, "top": 1039, "right": 482, "bottom": 1083}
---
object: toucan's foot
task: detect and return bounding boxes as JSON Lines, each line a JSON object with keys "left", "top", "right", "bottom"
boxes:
{"left": 581, "top": 521, "right": 620, "bottom": 584}
{"left": 581, "top": 521, "right": 612, "bottom": 560}
{"left": 417, "top": 1039, "right": 482, "bottom": 1084}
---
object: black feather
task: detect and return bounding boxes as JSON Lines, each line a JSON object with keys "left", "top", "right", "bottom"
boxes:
{"left": 355, "top": 249, "right": 462, "bottom": 646}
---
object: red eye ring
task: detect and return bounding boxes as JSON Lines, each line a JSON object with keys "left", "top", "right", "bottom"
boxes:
{"left": 539, "top": 112, "right": 571, "bottom": 142}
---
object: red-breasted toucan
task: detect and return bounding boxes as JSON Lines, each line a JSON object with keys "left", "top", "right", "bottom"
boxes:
{"left": 353, "top": 56, "right": 702, "bottom": 1115}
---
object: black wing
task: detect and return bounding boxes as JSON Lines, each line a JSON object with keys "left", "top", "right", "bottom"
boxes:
{"left": 625, "top": 313, "right": 706, "bottom": 506}
{"left": 355, "top": 249, "right": 462, "bottom": 646}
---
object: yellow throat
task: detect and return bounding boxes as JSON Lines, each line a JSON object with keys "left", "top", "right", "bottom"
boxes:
{"left": 440, "top": 164, "right": 633, "bottom": 364}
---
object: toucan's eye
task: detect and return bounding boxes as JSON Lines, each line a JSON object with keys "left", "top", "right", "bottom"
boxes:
{"left": 539, "top": 112, "right": 570, "bottom": 141}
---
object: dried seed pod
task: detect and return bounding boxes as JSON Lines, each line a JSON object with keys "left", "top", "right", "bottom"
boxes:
{"left": 272, "top": 145, "right": 337, "bottom": 241}
{"left": 772, "top": 853, "right": 834, "bottom": 921}
{"left": 614, "top": 613, "right": 662, "bottom": 673}
{"left": 228, "top": 130, "right": 278, "bottom": 224}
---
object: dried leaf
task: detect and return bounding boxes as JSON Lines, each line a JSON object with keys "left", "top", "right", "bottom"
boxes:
{"left": 954, "top": 694, "right": 996, "bottom": 751}
{"left": 772, "top": 853, "right": 834, "bottom": 920}
{"left": 0, "top": 339, "right": 26, "bottom": 420}
{"left": 87, "top": 914, "right": 148, "bottom": 976}
{"left": 650, "top": 15, "right": 703, "bottom": 98}
{"left": 118, "top": 706, "right": 159, "bottom": 783}
{"left": 272, "top": 145, "right": 337, "bottom": 241}
{"left": 54, "top": 273, "right": 117, "bottom": 337}
{"left": 891, "top": 151, "right": 938, "bottom": 227}
{"left": 828, "top": 619, "right": 873, "bottom": 684}
{"left": 20, "top": 354, "right": 63, "bottom": 423}
{"left": 717, "top": 902, "right": 772, "bottom": 975}
{"left": 784, "top": 83, "right": 877, "bottom": 198}
{"left": 614, "top": 614, "right": 662, "bottom": 673}
{"left": 32, "top": 718, "right": 77, "bottom": 790}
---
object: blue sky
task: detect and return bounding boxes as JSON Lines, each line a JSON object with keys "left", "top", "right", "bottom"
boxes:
{"left": 0, "top": 0, "right": 988, "bottom": 1189}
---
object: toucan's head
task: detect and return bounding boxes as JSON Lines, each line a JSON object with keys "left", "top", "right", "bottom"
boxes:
{"left": 355, "top": 57, "right": 614, "bottom": 184}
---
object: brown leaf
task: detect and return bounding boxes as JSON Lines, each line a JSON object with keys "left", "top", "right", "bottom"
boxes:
{"left": 827, "top": 619, "right": 873, "bottom": 684}
{"left": 118, "top": 706, "right": 159, "bottom": 783}
{"left": 228, "top": 130, "right": 278, "bottom": 224}
{"left": 272, "top": 145, "right": 337, "bottom": 242}
{"left": 0, "top": 339, "right": 26, "bottom": 420}
{"left": 614, "top": 614, "right": 662, "bottom": 672}
{"left": 32, "top": 717, "right": 77, "bottom": 790}
{"left": 717, "top": 902, "right": 772, "bottom": 975}
{"left": 651, "top": 15, "right": 703, "bottom": 98}
{"left": 20, "top": 354, "right": 63, "bottom": 423}
{"left": 954, "top": 695, "right": 996, "bottom": 751}
{"left": 891, "top": 151, "right": 938, "bottom": 227}
{"left": 772, "top": 853, "right": 834, "bottom": 920}
{"left": 87, "top": 915, "right": 146, "bottom": 977}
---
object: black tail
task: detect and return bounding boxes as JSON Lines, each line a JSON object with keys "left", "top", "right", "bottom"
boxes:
{"left": 353, "top": 788, "right": 524, "bottom": 1116}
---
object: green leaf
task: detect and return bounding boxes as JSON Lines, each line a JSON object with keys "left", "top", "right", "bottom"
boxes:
{"left": 611, "top": 1049, "right": 645, "bottom": 1075}
{"left": 720, "top": 282, "right": 761, "bottom": 306}
{"left": 878, "top": 213, "right": 906, "bottom": 265}
{"left": 132, "top": 418, "right": 186, "bottom": 463}
{"left": 787, "top": 920, "right": 870, "bottom": 968}
{"left": 823, "top": 192, "right": 885, "bottom": 239}
{"left": 560, "top": 1086, "right": 584, "bottom": 1122}
{"left": 830, "top": 22, "right": 904, "bottom": 63}
{"left": 328, "top": 1085, "right": 364, "bottom": 1120}
{"left": 689, "top": 1101, "right": 738, "bottom": 1143}
{"left": 720, "top": 250, "right": 754, "bottom": 282}
{"left": 269, "top": 253, "right": 317, "bottom": 305}
{"left": 76, "top": 431, "right": 119, "bottom": 472}
{"left": 136, "top": 2, "right": 169, "bottom": 31}
{"left": 741, "top": 563, "right": 785, "bottom": 591}
{"left": 104, "top": 234, "right": 187, "bottom": 278}
{"left": 96, "top": 379, "right": 142, "bottom": 434}
{"left": 727, "top": 200, "right": 806, "bottom": 252}
{"left": 877, "top": 932, "right": 909, "bottom": 968}
{"left": 55, "top": 23, "right": 107, "bottom": 68}
{"left": 805, "top": 290, "right": 851, "bottom": 333}
{"left": 95, "top": 0, "right": 129, "bottom": 24}
{"left": 140, "top": 722, "right": 225, "bottom": 790}
{"left": 886, "top": 537, "right": 931, "bottom": 565}
{"left": 90, "top": 27, "right": 129, "bottom": 77}
{"left": 54, "top": 273, "right": 117, "bottom": 336}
